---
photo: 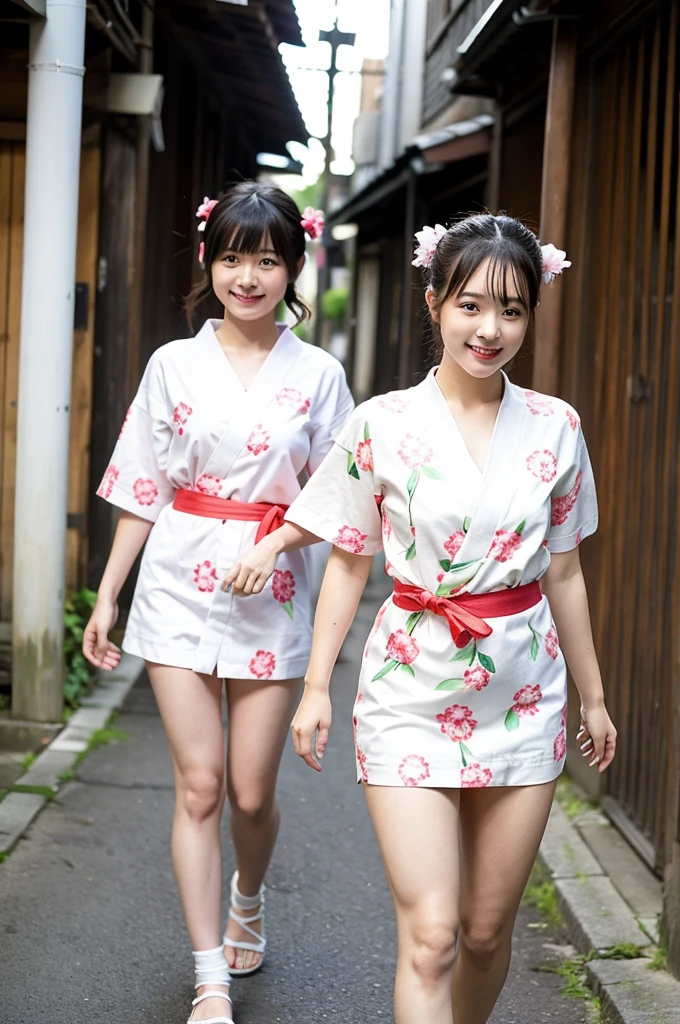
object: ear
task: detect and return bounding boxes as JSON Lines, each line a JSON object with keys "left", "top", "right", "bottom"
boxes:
{"left": 425, "top": 287, "right": 439, "bottom": 322}
{"left": 294, "top": 254, "right": 306, "bottom": 281}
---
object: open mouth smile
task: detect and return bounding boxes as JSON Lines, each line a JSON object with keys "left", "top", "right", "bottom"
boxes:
{"left": 230, "top": 292, "right": 264, "bottom": 305}
{"left": 466, "top": 343, "right": 502, "bottom": 361}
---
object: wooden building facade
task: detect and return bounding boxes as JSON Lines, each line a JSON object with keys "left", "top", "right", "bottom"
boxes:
{"left": 335, "top": 0, "right": 680, "bottom": 975}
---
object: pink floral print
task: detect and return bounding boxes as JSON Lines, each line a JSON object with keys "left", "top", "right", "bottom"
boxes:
{"left": 545, "top": 626, "right": 559, "bottom": 660}
{"left": 398, "top": 754, "right": 431, "bottom": 787}
{"left": 276, "top": 387, "right": 311, "bottom": 414}
{"left": 444, "top": 531, "right": 466, "bottom": 561}
{"left": 566, "top": 407, "right": 579, "bottom": 430}
{"left": 378, "top": 392, "right": 409, "bottom": 413}
{"left": 193, "top": 560, "right": 218, "bottom": 593}
{"left": 436, "top": 704, "right": 477, "bottom": 743}
{"left": 381, "top": 507, "right": 393, "bottom": 543}
{"left": 551, "top": 470, "right": 583, "bottom": 526}
{"left": 272, "top": 569, "right": 296, "bottom": 604}
{"left": 487, "top": 528, "right": 522, "bottom": 562}
{"left": 526, "top": 449, "right": 558, "bottom": 483}
{"left": 561, "top": 703, "right": 568, "bottom": 727}
{"left": 246, "top": 424, "right": 271, "bottom": 457}
{"left": 333, "top": 525, "right": 367, "bottom": 554}
{"left": 249, "top": 650, "right": 276, "bottom": 679}
{"left": 118, "top": 408, "right": 132, "bottom": 439}
{"left": 195, "top": 474, "right": 222, "bottom": 496}
{"left": 461, "top": 763, "right": 493, "bottom": 788}
{"left": 553, "top": 730, "right": 566, "bottom": 761}
{"left": 172, "top": 402, "right": 193, "bottom": 436}
{"left": 97, "top": 465, "right": 119, "bottom": 499}
{"left": 524, "top": 390, "right": 555, "bottom": 416}
{"left": 356, "top": 746, "right": 369, "bottom": 783}
{"left": 575, "top": 529, "right": 583, "bottom": 546}
{"left": 364, "top": 604, "right": 387, "bottom": 659}
{"left": 355, "top": 439, "right": 373, "bottom": 472}
{"left": 398, "top": 434, "right": 433, "bottom": 469}
{"left": 133, "top": 477, "right": 158, "bottom": 506}
{"left": 462, "top": 665, "right": 491, "bottom": 692}
{"left": 512, "top": 684, "right": 543, "bottom": 717}
{"left": 386, "top": 630, "right": 420, "bottom": 666}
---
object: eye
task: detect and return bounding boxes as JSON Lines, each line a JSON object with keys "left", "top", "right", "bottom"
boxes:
{"left": 260, "top": 257, "right": 278, "bottom": 267}
{"left": 503, "top": 308, "right": 522, "bottom": 318}
{"left": 222, "top": 254, "right": 238, "bottom": 264}
{"left": 461, "top": 302, "right": 478, "bottom": 313}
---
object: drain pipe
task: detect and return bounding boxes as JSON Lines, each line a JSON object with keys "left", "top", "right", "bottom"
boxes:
{"left": 12, "top": 0, "right": 87, "bottom": 722}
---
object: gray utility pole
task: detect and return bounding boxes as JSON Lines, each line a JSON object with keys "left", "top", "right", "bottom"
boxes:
{"left": 12, "top": 0, "right": 87, "bottom": 722}
{"left": 314, "top": 11, "right": 356, "bottom": 346}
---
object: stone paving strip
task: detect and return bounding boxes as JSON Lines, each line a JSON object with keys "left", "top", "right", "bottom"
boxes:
{"left": 0, "top": 653, "right": 143, "bottom": 855}
{"left": 538, "top": 801, "right": 680, "bottom": 1023}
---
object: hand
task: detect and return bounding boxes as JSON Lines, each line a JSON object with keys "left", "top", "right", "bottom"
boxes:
{"left": 82, "top": 598, "right": 121, "bottom": 671}
{"left": 577, "top": 703, "right": 617, "bottom": 772}
{"left": 221, "top": 537, "right": 278, "bottom": 596}
{"left": 291, "top": 688, "right": 332, "bottom": 772}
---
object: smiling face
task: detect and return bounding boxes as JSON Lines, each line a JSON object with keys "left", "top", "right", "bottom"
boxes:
{"left": 427, "top": 258, "right": 530, "bottom": 379}
{"left": 210, "top": 237, "right": 291, "bottom": 322}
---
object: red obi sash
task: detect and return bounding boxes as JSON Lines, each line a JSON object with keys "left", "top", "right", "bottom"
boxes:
{"left": 173, "top": 489, "right": 289, "bottom": 545}
{"left": 392, "top": 579, "right": 542, "bottom": 649}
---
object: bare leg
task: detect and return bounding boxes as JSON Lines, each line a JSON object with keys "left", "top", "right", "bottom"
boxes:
{"left": 452, "top": 780, "right": 557, "bottom": 1024}
{"left": 223, "top": 676, "right": 301, "bottom": 972}
{"left": 147, "top": 663, "right": 229, "bottom": 1023}
{"left": 364, "top": 785, "right": 461, "bottom": 1024}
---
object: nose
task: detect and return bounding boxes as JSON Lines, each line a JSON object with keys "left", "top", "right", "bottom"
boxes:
{"left": 476, "top": 312, "right": 500, "bottom": 340}
{"left": 237, "top": 263, "right": 257, "bottom": 288}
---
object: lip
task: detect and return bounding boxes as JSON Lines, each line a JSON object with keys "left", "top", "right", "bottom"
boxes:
{"left": 466, "top": 342, "right": 502, "bottom": 361}
{"left": 230, "top": 291, "right": 264, "bottom": 305}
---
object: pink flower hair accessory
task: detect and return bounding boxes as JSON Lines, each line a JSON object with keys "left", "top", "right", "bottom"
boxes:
{"left": 196, "top": 195, "right": 218, "bottom": 265}
{"left": 540, "top": 242, "right": 571, "bottom": 284}
{"left": 412, "top": 223, "right": 447, "bottom": 268}
{"left": 301, "top": 206, "right": 325, "bottom": 240}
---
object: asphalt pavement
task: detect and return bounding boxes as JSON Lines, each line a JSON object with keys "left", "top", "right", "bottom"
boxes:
{"left": 0, "top": 567, "right": 590, "bottom": 1023}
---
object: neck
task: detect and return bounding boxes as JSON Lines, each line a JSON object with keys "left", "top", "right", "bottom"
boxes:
{"left": 435, "top": 352, "right": 504, "bottom": 409}
{"left": 215, "top": 308, "right": 280, "bottom": 351}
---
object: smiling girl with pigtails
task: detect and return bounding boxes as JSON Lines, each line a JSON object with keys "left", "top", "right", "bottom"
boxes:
{"left": 82, "top": 182, "right": 352, "bottom": 1024}
{"left": 225, "top": 212, "right": 617, "bottom": 1024}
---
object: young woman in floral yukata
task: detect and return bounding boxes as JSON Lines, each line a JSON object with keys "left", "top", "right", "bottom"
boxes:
{"left": 224, "top": 214, "right": 617, "bottom": 1024}
{"left": 82, "top": 182, "right": 353, "bottom": 1024}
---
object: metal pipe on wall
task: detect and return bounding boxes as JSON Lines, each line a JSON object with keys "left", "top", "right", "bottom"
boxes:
{"left": 12, "top": 0, "right": 87, "bottom": 721}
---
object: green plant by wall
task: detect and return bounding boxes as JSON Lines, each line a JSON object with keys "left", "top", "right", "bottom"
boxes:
{"left": 321, "top": 287, "right": 348, "bottom": 326}
{"left": 63, "top": 588, "right": 98, "bottom": 709}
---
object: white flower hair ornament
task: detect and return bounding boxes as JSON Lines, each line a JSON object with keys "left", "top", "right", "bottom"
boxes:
{"left": 539, "top": 243, "right": 571, "bottom": 284}
{"left": 412, "top": 223, "right": 447, "bottom": 268}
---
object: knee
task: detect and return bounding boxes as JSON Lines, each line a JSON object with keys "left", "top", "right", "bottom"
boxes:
{"left": 408, "top": 920, "right": 459, "bottom": 985}
{"left": 459, "top": 923, "right": 508, "bottom": 971}
{"left": 227, "top": 784, "right": 275, "bottom": 825}
{"left": 179, "top": 768, "right": 224, "bottom": 823}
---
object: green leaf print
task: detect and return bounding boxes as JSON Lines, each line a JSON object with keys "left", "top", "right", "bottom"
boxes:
{"left": 401, "top": 663, "right": 416, "bottom": 678}
{"left": 450, "top": 640, "right": 476, "bottom": 663}
{"left": 282, "top": 601, "right": 294, "bottom": 621}
{"left": 436, "top": 583, "right": 454, "bottom": 597}
{"left": 459, "top": 742, "right": 474, "bottom": 767}
{"left": 516, "top": 519, "right": 527, "bottom": 535}
{"left": 405, "top": 540, "right": 417, "bottom": 561}
{"left": 450, "top": 559, "right": 480, "bottom": 572}
{"left": 504, "top": 709, "right": 520, "bottom": 731}
{"left": 440, "top": 559, "right": 452, "bottom": 572}
{"left": 531, "top": 634, "right": 539, "bottom": 661}
{"left": 421, "top": 465, "right": 445, "bottom": 480}
{"left": 478, "top": 652, "right": 496, "bottom": 673}
{"left": 346, "top": 450, "right": 359, "bottom": 478}
{"left": 405, "top": 612, "right": 423, "bottom": 634}
{"left": 372, "top": 659, "right": 399, "bottom": 681}
{"left": 364, "top": 421, "right": 371, "bottom": 441}
{"left": 435, "top": 678, "right": 466, "bottom": 691}
{"left": 406, "top": 468, "right": 420, "bottom": 496}
{"left": 463, "top": 516, "right": 472, "bottom": 532}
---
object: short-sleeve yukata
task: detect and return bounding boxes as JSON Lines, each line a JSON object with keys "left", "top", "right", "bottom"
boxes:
{"left": 97, "top": 319, "right": 354, "bottom": 680}
{"left": 286, "top": 369, "right": 598, "bottom": 788}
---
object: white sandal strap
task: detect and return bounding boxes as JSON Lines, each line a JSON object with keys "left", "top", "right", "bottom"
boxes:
{"left": 224, "top": 908, "right": 266, "bottom": 953}
{"left": 231, "top": 870, "right": 265, "bottom": 911}
{"left": 189, "top": 990, "right": 234, "bottom": 1024}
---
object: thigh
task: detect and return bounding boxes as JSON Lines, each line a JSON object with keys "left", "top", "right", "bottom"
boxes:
{"left": 225, "top": 677, "right": 301, "bottom": 797}
{"left": 458, "top": 781, "right": 556, "bottom": 932}
{"left": 147, "top": 662, "right": 225, "bottom": 780}
{"left": 364, "top": 786, "right": 461, "bottom": 925}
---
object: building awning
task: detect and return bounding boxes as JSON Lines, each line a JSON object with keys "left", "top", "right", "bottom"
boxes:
{"left": 329, "top": 114, "right": 494, "bottom": 225}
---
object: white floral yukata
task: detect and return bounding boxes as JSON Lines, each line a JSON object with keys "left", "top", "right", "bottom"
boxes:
{"left": 286, "top": 370, "right": 597, "bottom": 788}
{"left": 97, "top": 319, "right": 353, "bottom": 679}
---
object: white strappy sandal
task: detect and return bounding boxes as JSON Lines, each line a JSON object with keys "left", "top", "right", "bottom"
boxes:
{"left": 188, "top": 986, "right": 234, "bottom": 1024}
{"left": 223, "top": 871, "right": 266, "bottom": 976}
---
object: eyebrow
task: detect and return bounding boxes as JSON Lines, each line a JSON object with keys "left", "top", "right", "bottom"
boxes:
{"left": 224, "top": 248, "right": 278, "bottom": 255}
{"left": 459, "top": 290, "right": 527, "bottom": 308}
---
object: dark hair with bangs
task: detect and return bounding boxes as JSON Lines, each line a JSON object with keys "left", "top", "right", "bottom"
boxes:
{"left": 423, "top": 213, "right": 543, "bottom": 359}
{"left": 184, "top": 180, "right": 311, "bottom": 328}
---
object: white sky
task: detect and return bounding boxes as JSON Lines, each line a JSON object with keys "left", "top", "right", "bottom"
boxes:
{"left": 279, "top": 0, "right": 391, "bottom": 183}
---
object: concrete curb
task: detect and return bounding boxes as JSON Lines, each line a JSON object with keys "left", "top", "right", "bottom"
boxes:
{"left": 0, "top": 653, "right": 144, "bottom": 856}
{"left": 538, "top": 801, "right": 680, "bottom": 1023}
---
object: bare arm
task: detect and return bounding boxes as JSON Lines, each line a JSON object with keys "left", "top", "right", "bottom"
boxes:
{"left": 82, "top": 511, "right": 154, "bottom": 670}
{"left": 291, "top": 547, "right": 373, "bottom": 771}
{"left": 542, "top": 547, "right": 616, "bottom": 771}
{"left": 221, "top": 522, "right": 323, "bottom": 595}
